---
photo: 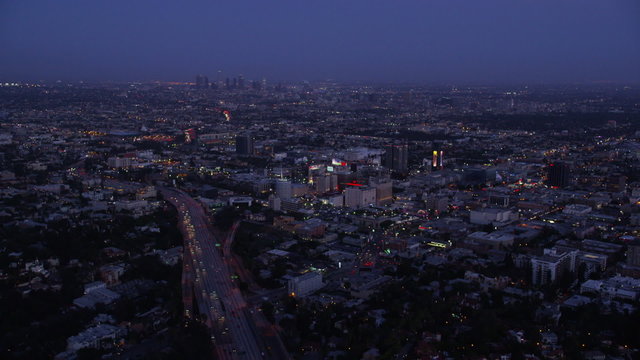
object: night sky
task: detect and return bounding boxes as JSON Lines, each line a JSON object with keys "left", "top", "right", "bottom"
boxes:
{"left": 1, "top": 0, "right": 639, "bottom": 84}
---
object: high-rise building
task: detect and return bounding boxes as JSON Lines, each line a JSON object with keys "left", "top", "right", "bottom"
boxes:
{"left": 369, "top": 176, "right": 393, "bottom": 205}
{"left": 531, "top": 248, "right": 578, "bottom": 285}
{"left": 275, "top": 180, "right": 292, "bottom": 200}
{"left": 313, "top": 174, "right": 338, "bottom": 194}
{"left": 383, "top": 143, "right": 408, "bottom": 173}
{"left": 238, "top": 75, "right": 245, "bottom": 89}
{"left": 344, "top": 186, "right": 376, "bottom": 208}
{"left": 195, "top": 75, "right": 209, "bottom": 89}
{"left": 546, "top": 162, "right": 570, "bottom": 188}
{"left": 216, "top": 70, "right": 223, "bottom": 88}
{"left": 235, "top": 134, "right": 254, "bottom": 155}
{"left": 268, "top": 194, "right": 281, "bottom": 211}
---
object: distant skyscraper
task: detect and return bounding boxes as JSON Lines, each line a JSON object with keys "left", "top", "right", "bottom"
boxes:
{"left": 546, "top": 162, "right": 570, "bottom": 188}
{"left": 235, "top": 134, "right": 254, "bottom": 155}
{"left": 238, "top": 75, "right": 245, "bottom": 89}
{"left": 216, "top": 70, "right": 223, "bottom": 88}
{"left": 195, "top": 75, "right": 209, "bottom": 89}
{"left": 384, "top": 143, "right": 408, "bottom": 173}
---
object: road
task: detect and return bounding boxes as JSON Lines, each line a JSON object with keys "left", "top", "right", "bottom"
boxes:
{"left": 222, "top": 220, "right": 291, "bottom": 360}
{"left": 161, "top": 187, "right": 266, "bottom": 360}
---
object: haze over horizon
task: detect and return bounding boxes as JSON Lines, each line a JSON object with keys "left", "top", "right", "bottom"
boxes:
{"left": 1, "top": 0, "right": 639, "bottom": 84}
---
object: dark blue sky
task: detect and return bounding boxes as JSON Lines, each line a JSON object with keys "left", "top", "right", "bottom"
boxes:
{"left": 1, "top": 0, "right": 639, "bottom": 84}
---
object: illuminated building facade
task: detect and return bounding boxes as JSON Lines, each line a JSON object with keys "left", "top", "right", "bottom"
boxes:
{"left": 432, "top": 150, "right": 444, "bottom": 171}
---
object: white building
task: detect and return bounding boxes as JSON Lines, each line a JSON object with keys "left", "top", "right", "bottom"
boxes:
{"left": 320, "top": 194, "right": 344, "bottom": 207}
{"left": 531, "top": 248, "right": 578, "bottom": 285}
{"left": 470, "top": 208, "right": 513, "bottom": 225}
{"left": 344, "top": 187, "right": 376, "bottom": 209}
{"left": 580, "top": 276, "right": 640, "bottom": 301}
{"left": 288, "top": 272, "right": 324, "bottom": 297}
{"left": 268, "top": 195, "right": 281, "bottom": 211}
{"left": 313, "top": 174, "right": 338, "bottom": 194}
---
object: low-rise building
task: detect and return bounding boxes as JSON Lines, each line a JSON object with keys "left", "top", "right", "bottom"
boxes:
{"left": 288, "top": 271, "right": 324, "bottom": 297}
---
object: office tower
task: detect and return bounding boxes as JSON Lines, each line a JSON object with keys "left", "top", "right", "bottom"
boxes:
{"left": 216, "top": 70, "right": 223, "bottom": 88}
{"left": 195, "top": 75, "right": 209, "bottom": 89}
{"left": 238, "top": 75, "right": 245, "bottom": 89}
{"left": 383, "top": 143, "right": 408, "bottom": 173}
{"left": 531, "top": 248, "right": 578, "bottom": 285}
{"left": 344, "top": 186, "right": 376, "bottom": 208}
{"left": 275, "top": 180, "right": 292, "bottom": 200}
{"left": 546, "top": 162, "right": 570, "bottom": 188}
{"left": 369, "top": 176, "right": 393, "bottom": 205}
{"left": 313, "top": 174, "right": 337, "bottom": 194}
{"left": 235, "top": 134, "right": 254, "bottom": 155}
{"left": 268, "top": 194, "right": 281, "bottom": 211}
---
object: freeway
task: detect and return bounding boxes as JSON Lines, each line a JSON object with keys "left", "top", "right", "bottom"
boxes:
{"left": 223, "top": 221, "right": 291, "bottom": 360}
{"left": 161, "top": 187, "right": 266, "bottom": 360}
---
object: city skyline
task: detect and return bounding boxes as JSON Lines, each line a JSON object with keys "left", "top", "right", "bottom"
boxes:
{"left": 1, "top": 0, "right": 639, "bottom": 84}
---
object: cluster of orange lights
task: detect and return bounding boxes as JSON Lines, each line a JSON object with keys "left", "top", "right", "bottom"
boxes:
{"left": 135, "top": 135, "right": 174, "bottom": 142}
{"left": 82, "top": 130, "right": 107, "bottom": 136}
